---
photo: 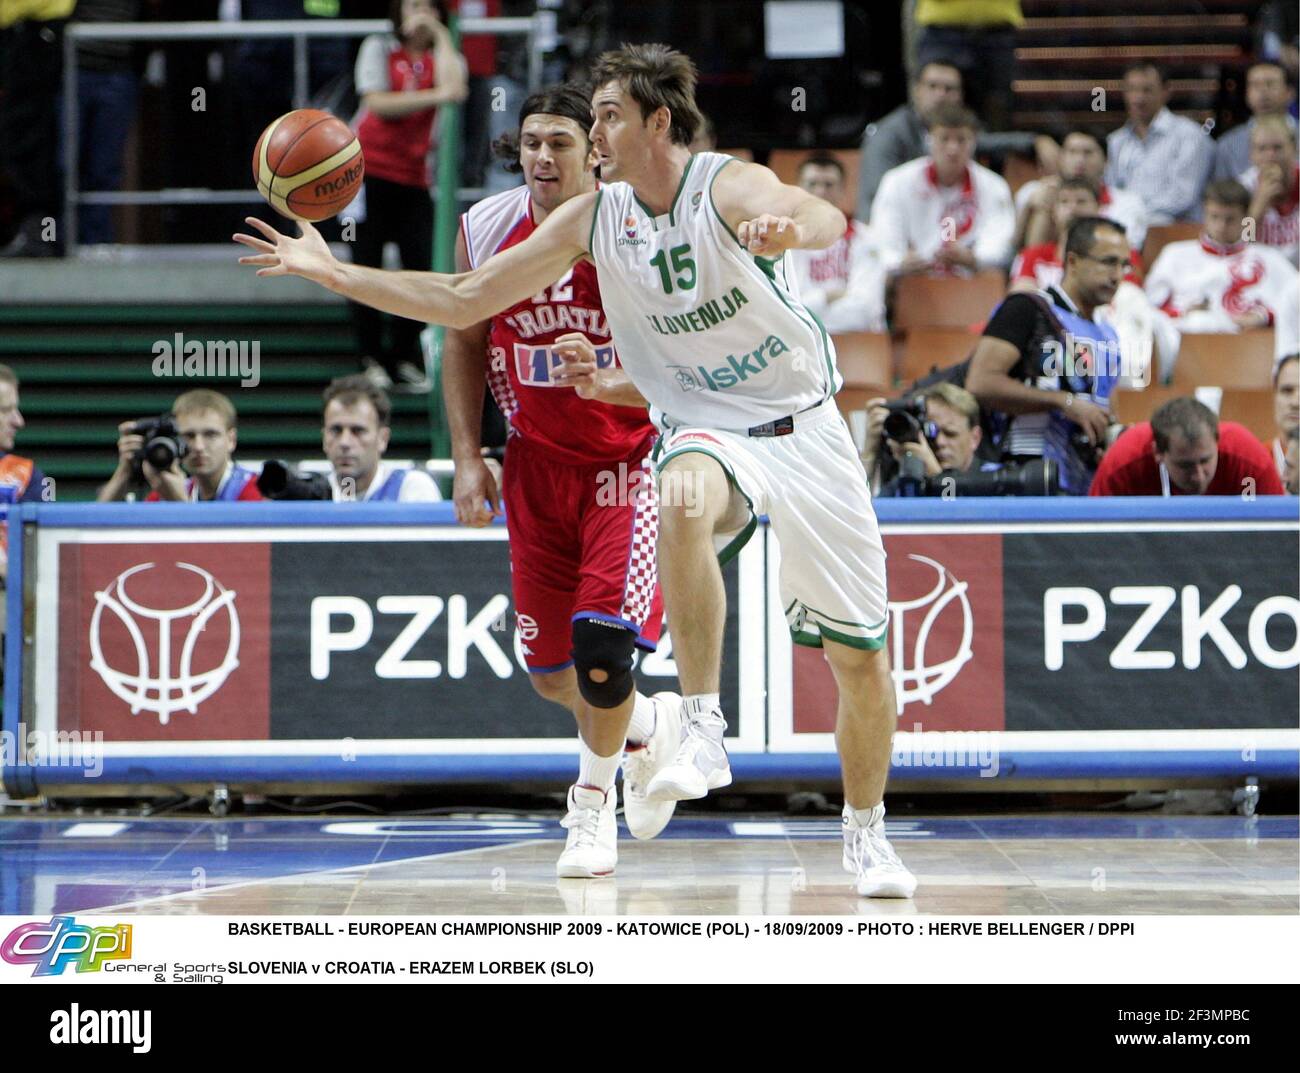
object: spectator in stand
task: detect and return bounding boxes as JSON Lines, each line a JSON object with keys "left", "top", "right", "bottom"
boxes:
{"left": 0, "top": 0, "right": 72, "bottom": 257}
{"left": 1090, "top": 396, "right": 1284, "bottom": 496}
{"left": 1212, "top": 61, "right": 1297, "bottom": 182}
{"left": 1144, "top": 180, "right": 1299, "bottom": 338}
{"left": 70, "top": 0, "right": 141, "bottom": 246}
{"left": 321, "top": 375, "right": 441, "bottom": 501}
{"left": 351, "top": 0, "right": 468, "bottom": 393}
{"left": 1015, "top": 129, "right": 1148, "bottom": 251}
{"left": 1010, "top": 178, "right": 1142, "bottom": 293}
{"left": 0, "top": 365, "right": 46, "bottom": 505}
{"left": 1273, "top": 352, "right": 1299, "bottom": 479}
{"left": 966, "top": 216, "right": 1127, "bottom": 494}
{"left": 1240, "top": 116, "right": 1299, "bottom": 265}
{"left": 856, "top": 60, "right": 1053, "bottom": 221}
{"left": 786, "top": 153, "right": 886, "bottom": 332}
{"left": 1106, "top": 62, "right": 1214, "bottom": 225}
{"left": 871, "top": 103, "right": 1016, "bottom": 277}
{"left": 857, "top": 60, "right": 962, "bottom": 219}
{"left": 1283, "top": 428, "right": 1299, "bottom": 494}
{"left": 97, "top": 390, "right": 264, "bottom": 503}
{"left": 913, "top": 0, "right": 1022, "bottom": 132}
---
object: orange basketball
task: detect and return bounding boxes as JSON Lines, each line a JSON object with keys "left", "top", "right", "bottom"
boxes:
{"left": 252, "top": 109, "right": 364, "bottom": 222}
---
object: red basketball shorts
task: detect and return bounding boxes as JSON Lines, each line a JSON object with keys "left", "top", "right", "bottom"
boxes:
{"left": 503, "top": 434, "right": 663, "bottom": 673}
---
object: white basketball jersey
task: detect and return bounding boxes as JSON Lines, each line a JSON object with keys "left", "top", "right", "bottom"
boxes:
{"left": 589, "top": 152, "right": 841, "bottom": 429}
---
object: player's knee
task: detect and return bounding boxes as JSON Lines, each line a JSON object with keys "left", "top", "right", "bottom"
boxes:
{"left": 571, "top": 619, "right": 637, "bottom": 709}
{"left": 528, "top": 669, "right": 576, "bottom": 708}
{"left": 658, "top": 457, "right": 729, "bottom": 538}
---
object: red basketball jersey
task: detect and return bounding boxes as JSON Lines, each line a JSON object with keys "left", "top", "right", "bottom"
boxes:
{"left": 461, "top": 186, "right": 654, "bottom": 466}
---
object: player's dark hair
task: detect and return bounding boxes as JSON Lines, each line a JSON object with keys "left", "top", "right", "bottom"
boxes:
{"left": 1203, "top": 178, "right": 1252, "bottom": 213}
{"left": 1152, "top": 397, "right": 1219, "bottom": 453}
{"left": 590, "top": 42, "right": 704, "bottom": 147}
{"left": 925, "top": 102, "right": 979, "bottom": 133}
{"left": 915, "top": 60, "right": 962, "bottom": 87}
{"left": 492, "top": 82, "right": 594, "bottom": 174}
{"left": 323, "top": 374, "right": 392, "bottom": 429}
{"left": 1276, "top": 353, "right": 1299, "bottom": 386}
{"left": 798, "top": 152, "right": 845, "bottom": 180}
{"left": 1063, "top": 215, "right": 1126, "bottom": 260}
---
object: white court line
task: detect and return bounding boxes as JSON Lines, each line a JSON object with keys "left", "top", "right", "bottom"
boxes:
{"left": 83, "top": 840, "right": 544, "bottom": 914}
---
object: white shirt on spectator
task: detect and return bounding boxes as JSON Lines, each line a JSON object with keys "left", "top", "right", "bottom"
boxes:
{"left": 785, "top": 219, "right": 887, "bottom": 332}
{"left": 1105, "top": 107, "right": 1214, "bottom": 225}
{"left": 871, "top": 157, "right": 1016, "bottom": 272}
{"left": 1014, "top": 178, "right": 1149, "bottom": 250}
{"left": 1144, "top": 236, "right": 1299, "bottom": 334}
{"left": 329, "top": 461, "right": 442, "bottom": 502}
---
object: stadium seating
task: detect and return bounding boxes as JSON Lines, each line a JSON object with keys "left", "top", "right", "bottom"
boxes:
{"left": 831, "top": 331, "right": 891, "bottom": 416}
{"left": 1171, "top": 331, "right": 1275, "bottom": 390}
{"left": 1141, "top": 222, "right": 1202, "bottom": 274}
{"left": 1111, "top": 384, "right": 1276, "bottom": 445}
{"left": 900, "top": 327, "right": 979, "bottom": 385}
{"left": 891, "top": 270, "right": 1007, "bottom": 332}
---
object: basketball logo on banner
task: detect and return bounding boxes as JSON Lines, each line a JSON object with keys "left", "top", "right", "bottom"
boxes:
{"left": 890, "top": 555, "right": 974, "bottom": 710}
{"left": 88, "top": 562, "right": 242, "bottom": 725}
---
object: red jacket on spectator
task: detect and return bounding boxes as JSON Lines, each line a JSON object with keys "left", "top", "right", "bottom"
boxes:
{"left": 1089, "top": 421, "right": 1285, "bottom": 496}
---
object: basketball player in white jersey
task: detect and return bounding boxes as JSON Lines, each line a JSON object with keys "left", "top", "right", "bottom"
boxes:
{"left": 235, "top": 43, "right": 916, "bottom": 898}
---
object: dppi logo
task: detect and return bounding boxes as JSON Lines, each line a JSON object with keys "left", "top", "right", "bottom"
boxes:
{"left": 888, "top": 554, "right": 974, "bottom": 710}
{"left": 89, "top": 562, "right": 241, "bottom": 725}
{"left": 1, "top": 917, "right": 132, "bottom": 977}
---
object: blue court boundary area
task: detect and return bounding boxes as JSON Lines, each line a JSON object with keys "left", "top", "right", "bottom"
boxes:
{"left": 5, "top": 498, "right": 1298, "bottom": 793}
{"left": 15, "top": 496, "right": 1300, "bottom": 528}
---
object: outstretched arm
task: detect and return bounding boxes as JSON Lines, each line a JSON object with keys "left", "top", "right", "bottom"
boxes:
{"left": 233, "top": 191, "right": 596, "bottom": 330}
{"left": 710, "top": 160, "right": 847, "bottom": 257}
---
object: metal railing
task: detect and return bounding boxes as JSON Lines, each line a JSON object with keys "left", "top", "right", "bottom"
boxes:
{"left": 62, "top": 16, "right": 546, "bottom": 251}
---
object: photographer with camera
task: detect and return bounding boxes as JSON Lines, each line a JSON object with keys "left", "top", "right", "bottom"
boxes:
{"left": 257, "top": 375, "right": 441, "bottom": 502}
{"left": 863, "top": 382, "right": 1058, "bottom": 496}
{"left": 97, "top": 390, "right": 263, "bottom": 503}
{"left": 965, "top": 215, "right": 1125, "bottom": 494}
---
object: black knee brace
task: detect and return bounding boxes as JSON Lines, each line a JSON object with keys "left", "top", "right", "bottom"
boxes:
{"left": 571, "top": 619, "right": 637, "bottom": 709}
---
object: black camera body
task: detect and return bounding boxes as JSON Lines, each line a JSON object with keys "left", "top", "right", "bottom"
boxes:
{"left": 881, "top": 396, "right": 932, "bottom": 445}
{"left": 256, "top": 460, "right": 333, "bottom": 501}
{"left": 129, "top": 415, "right": 187, "bottom": 480}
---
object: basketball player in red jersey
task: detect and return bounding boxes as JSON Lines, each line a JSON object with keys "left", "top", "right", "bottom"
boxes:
{"left": 442, "top": 84, "right": 682, "bottom": 879}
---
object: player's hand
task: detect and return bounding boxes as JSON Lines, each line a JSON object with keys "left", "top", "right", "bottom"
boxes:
{"left": 234, "top": 217, "right": 337, "bottom": 286}
{"left": 452, "top": 456, "right": 502, "bottom": 528}
{"left": 737, "top": 214, "right": 801, "bottom": 256}
{"left": 1068, "top": 396, "right": 1112, "bottom": 446}
{"left": 551, "top": 332, "right": 604, "bottom": 399}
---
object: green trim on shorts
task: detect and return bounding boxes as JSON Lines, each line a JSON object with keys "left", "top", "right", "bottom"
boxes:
{"left": 785, "top": 599, "right": 888, "bottom": 634}
{"left": 656, "top": 443, "right": 758, "bottom": 567}
{"left": 791, "top": 622, "right": 889, "bottom": 652}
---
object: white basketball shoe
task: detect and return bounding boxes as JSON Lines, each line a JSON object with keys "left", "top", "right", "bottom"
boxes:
{"left": 621, "top": 692, "right": 685, "bottom": 840}
{"left": 556, "top": 784, "right": 618, "bottom": 878}
{"left": 842, "top": 803, "right": 917, "bottom": 899}
{"left": 646, "top": 706, "right": 732, "bottom": 802}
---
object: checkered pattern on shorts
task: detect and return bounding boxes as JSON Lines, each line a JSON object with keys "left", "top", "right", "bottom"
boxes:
{"left": 620, "top": 451, "right": 659, "bottom": 627}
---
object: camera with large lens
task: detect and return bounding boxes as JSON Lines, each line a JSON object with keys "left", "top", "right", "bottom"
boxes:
{"left": 897, "top": 458, "right": 1060, "bottom": 497}
{"left": 881, "top": 396, "right": 931, "bottom": 445}
{"left": 129, "top": 415, "right": 187, "bottom": 480}
{"left": 255, "top": 460, "right": 333, "bottom": 501}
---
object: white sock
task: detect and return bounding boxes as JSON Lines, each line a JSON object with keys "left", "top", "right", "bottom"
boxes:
{"left": 844, "top": 802, "right": 885, "bottom": 830}
{"left": 683, "top": 693, "right": 724, "bottom": 741}
{"left": 625, "top": 693, "right": 656, "bottom": 746}
{"left": 683, "top": 693, "right": 721, "bottom": 721}
{"left": 578, "top": 739, "right": 622, "bottom": 793}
